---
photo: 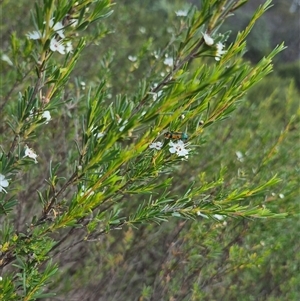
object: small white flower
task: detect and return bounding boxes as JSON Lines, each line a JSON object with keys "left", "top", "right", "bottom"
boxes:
{"left": 236, "top": 151, "right": 244, "bottom": 162}
{"left": 197, "top": 211, "right": 209, "bottom": 218}
{"left": 49, "top": 19, "right": 65, "bottom": 39}
{"left": 24, "top": 145, "right": 38, "bottom": 163}
{"left": 279, "top": 193, "right": 284, "bottom": 199}
{"left": 97, "top": 132, "right": 105, "bottom": 139}
{"left": 128, "top": 55, "right": 137, "bottom": 62}
{"left": 80, "top": 81, "right": 86, "bottom": 90}
{"left": 42, "top": 111, "right": 51, "bottom": 124}
{"left": 1, "top": 54, "right": 13, "bottom": 66}
{"left": 149, "top": 142, "right": 163, "bottom": 151}
{"left": 139, "top": 27, "right": 146, "bottom": 34}
{"left": 164, "top": 57, "right": 174, "bottom": 67}
{"left": 169, "top": 140, "right": 189, "bottom": 157}
{"left": 65, "top": 41, "right": 73, "bottom": 53}
{"left": 50, "top": 37, "right": 65, "bottom": 54}
{"left": 213, "top": 214, "right": 225, "bottom": 221}
{"left": 27, "top": 31, "right": 43, "bottom": 40}
{"left": 203, "top": 32, "right": 214, "bottom": 46}
{"left": 70, "top": 19, "right": 78, "bottom": 27}
{"left": 0, "top": 174, "right": 9, "bottom": 193}
{"left": 0, "top": 276, "right": 2, "bottom": 281}
{"left": 215, "top": 42, "right": 226, "bottom": 61}
{"left": 175, "top": 9, "right": 188, "bottom": 17}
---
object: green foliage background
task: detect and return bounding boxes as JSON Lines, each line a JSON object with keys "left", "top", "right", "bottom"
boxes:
{"left": 0, "top": 0, "right": 299, "bottom": 300}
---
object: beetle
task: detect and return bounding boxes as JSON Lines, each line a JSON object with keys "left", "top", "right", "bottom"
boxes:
{"left": 164, "top": 131, "right": 188, "bottom": 141}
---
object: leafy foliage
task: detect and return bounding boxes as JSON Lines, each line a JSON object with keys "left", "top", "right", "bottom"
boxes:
{"left": 0, "top": 0, "right": 298, "bottom": 300}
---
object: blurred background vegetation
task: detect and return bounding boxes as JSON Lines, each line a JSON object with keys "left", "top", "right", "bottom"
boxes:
{"left": 1, "top": 0, "right": 299, "bottom": 300}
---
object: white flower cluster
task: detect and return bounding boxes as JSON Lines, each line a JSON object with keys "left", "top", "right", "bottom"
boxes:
{"left": 26, "top": 18, "right": 73, "bottom": 55}
{"left": 149, "top": 140, "right": 190, "bottom": 158}
{"left": 203, "top": 32, "right": 226, "bottom": 61}
{"left": 215, "top": 42, "right": 226, "bottom": 61}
